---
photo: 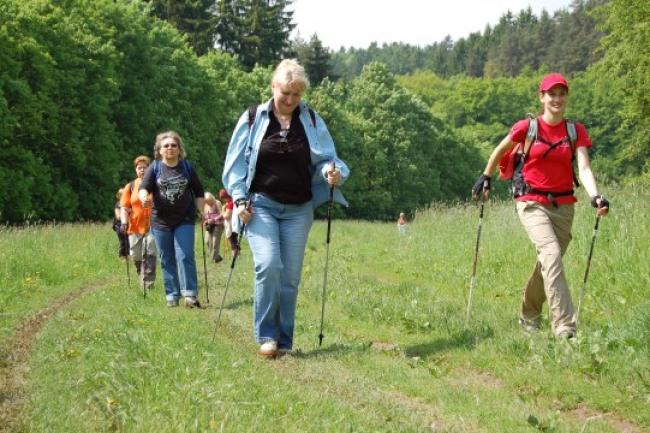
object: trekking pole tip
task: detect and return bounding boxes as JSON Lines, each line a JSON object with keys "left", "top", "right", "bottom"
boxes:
{"left": 318, "top": 333, "right": 324, "bottom": 347}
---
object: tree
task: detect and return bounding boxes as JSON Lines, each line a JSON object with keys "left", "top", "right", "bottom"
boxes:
{"left": 300, "top": 34, "right": 333, "bottom": 85}
{"left": 596, "top": 0, "right": 650, "bottom": 177}
{"left": 148, "top": 0, "right": 218, "bottom": 56}
{"left": 215, "top": 0, "right": 295, "bottom": 69}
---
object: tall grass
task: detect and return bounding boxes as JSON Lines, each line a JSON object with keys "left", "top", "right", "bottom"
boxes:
{"left": 3, "top": 186, "right": 649, "bottom": 432}
{"left": 0, "top": 223, "right": 119, "bottom": 346}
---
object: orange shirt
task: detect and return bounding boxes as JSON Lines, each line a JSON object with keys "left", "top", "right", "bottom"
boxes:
{"left": 119, "top": 178, "right": 152, "bottom": 235}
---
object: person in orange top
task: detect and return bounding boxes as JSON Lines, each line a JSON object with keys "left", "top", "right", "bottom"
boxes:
{"left": 120, "top": 155, "right": 157, "bottom": 290}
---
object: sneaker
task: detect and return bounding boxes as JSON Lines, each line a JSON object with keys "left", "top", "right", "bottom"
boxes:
{"left": 519, "top": 317, "right": 541, "bottom": 333}
{"left": 214, "top": 255, "right": 223, "bottom": 263}
{"left": 184, "top": 296, "right": 200, "bottom": 308}
{"left": 167, "top": 299, "right": 179, "bottom": 307}
{"left": 259, "top": 341, "right": 278, "bottom": 357}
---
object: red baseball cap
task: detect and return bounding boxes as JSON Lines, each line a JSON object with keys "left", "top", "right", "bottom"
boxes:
{"left": 539, "top": 73, "right": 568, "bottom": 93}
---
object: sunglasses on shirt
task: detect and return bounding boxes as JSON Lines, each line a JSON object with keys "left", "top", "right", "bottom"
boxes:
{"left": 279, "top": 128, "right": 289, "bottom": 152}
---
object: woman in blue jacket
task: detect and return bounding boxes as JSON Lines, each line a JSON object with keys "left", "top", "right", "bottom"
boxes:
{"left": 223, "top": 59, "right": 350, "bottom": 357}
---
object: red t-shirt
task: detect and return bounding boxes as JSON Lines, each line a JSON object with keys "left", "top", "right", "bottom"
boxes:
{"left": 509, "top": 117, "right": 591, "bottom": 206}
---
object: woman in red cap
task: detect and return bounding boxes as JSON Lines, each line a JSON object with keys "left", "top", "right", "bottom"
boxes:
{"left": 471, "top": 72, "right": 609, "bottom": 339}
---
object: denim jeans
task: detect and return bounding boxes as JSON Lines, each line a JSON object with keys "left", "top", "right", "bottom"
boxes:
{"left": 152, "top": 224, "right": 198, "bottom": 301}
{"left": 246, "top": 193, "right": 313, "bottom": 350}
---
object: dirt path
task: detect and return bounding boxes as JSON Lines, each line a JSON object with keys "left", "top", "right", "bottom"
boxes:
{"left": 0, "top": 282, "right": 106, "bottom": 433}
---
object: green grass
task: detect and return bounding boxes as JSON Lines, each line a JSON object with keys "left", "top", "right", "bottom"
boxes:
{"left": 2, "top": 186, "right": 649, "bottom": 432}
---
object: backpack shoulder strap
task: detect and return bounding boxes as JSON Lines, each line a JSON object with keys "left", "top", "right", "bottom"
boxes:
{"left": 308, "top": 107, "right": 316, "bottom": 127}
{"left": 153, "top": 160, "right": 160, "bottom": 180}
{"left": 523, "top": 116, "right": 537, "bottom": 159}
{"left": 181, "top": 160, "right": 192, "bottom": 179}
{"left": 248, "top": 104, "right": 258, "bottom": 129}
{"left": 566, "top": 120, "right": 577, "bottom": 155}
{"left": 565, "top": 120, "right": 581, "bottom": 187}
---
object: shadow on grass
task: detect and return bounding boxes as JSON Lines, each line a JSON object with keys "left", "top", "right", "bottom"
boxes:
{"left": 404, "top": 326, "right": 494, "bottom": 359}
{"left": 224, "top": 297, "right": 253, "bottom": 309}
{"left": 295, "top": 342, "right": 367, "bottom": 359}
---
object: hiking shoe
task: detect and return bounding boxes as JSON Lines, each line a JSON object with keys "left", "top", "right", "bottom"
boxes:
{"left": 167, "top": 299, "right": 179, "bottom": 307}
{"left": 277, "top": 348, "right": 293, "bottom": 357}
{"left": 259, "top": 341, "right": 278, "bottom": 357}
{"left": 184, "top": 296, "right": 200, "bottom": 308}
{"left": 556, "top": 330, "right": 576, "bottom": 340}
{"left": 519, "top": 317, "right": 541, "bottom": 333}
{"left": 213, "top": 255, "right": 223, "bottom": 264}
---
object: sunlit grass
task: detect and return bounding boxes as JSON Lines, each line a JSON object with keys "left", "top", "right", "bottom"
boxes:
{"left": 3, "top": 186, "right": 648, "bottom": 432}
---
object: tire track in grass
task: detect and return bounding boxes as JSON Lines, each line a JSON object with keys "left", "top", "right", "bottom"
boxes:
{"left": 0, "top": 280, "right": 110, "bottom": 433}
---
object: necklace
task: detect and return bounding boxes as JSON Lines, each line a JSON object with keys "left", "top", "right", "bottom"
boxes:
{"left": 276, "top": 113, "right": 291, "bottom": 129}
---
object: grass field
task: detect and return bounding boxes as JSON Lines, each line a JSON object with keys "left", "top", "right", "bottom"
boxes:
{"left": 1, "top": 187, "right": 648, "bottom": 433}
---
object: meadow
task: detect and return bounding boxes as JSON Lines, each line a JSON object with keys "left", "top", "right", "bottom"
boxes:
{"left": 1, "top": 187, "right": 648, "bottom": 433}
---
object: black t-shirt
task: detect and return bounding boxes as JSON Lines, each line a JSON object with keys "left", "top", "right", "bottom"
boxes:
{"left": 139, "top": 160, "right": 205, "bottom": 230}
{"left": 250, "top": 108, "right": 312, "bottom": 204}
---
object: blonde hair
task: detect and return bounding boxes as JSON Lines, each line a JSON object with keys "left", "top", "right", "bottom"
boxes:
{"left": 153, "top": 131, "right": 187, "bottom": 160}
{"left": 133, "top": 155, "right": 151, "bottom": 167}
{"left": 204, "top": 192, "right": 215, "bottom": 204}
{"left": 271, "top": 59, "right": 310, "bottom": 93}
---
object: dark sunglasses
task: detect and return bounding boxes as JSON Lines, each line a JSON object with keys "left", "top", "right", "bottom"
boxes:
{"left": 162, "top": 143, "right": 178, "bottom": 148}
{"left": 279, "top": 129, "right": 289, "bottom": 152}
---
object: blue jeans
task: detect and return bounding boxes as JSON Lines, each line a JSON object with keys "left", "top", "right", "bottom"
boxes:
{"left": 246, "top": 193, "right": 313, "bottom": 350}
{"left": 152, "top": 224, "right": 198, "bottom": 300}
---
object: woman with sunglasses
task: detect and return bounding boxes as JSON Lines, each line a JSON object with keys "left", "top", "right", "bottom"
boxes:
{"left": 139, "top": 131, "right": 205, "bottom": 308}
{"left": 223, "top": 59, "right": 350, "bottom": 357}
{"left": 471, "top": 73, "right": 609, "bottom": 339}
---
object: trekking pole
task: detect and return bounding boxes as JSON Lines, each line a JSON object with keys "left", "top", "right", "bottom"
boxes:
{"left": 212, "top": 222, "right": 246, "bottom": 342}
{"left": 575, "top": 214, "right": 601, "bottom": 326}
{"left": 318, "top": 163, "right": 336, "bottom": 347}
{"left": 125, "top": 255, "right": 132, "bottom": 291}
{"left": 199, "top": 218, "right": 210, "bottom": 304}
{"left": 465, "top": 180, "right": 488, "bottom": 328}
{"left": 141, "top": 233, "right": 148, "bottom": 299}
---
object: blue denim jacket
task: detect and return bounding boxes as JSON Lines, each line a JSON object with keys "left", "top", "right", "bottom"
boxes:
{"left": 222, "top": 99, "right": 350, "bottom": 210}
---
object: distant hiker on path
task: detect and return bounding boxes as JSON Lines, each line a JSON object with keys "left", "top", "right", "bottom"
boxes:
{"left": 139, "top": 131, "right": 205, "bottom": 308}
{"left": 222, "top": 59, "right": 350, "bottom": 357}
{"left": 113, "top": 188, "right": 129, "bottom": 258}
{"left": 120, "top": 155, "right": 157, "bottom": 290}
{"left": 471, "top": 73, "right": 609, "bottom": 339}
{"left": 203, "top": 192, "right": 225, "bottom": 263}
{"left": 397, "top": 212, "right": 407, "bottom": 235}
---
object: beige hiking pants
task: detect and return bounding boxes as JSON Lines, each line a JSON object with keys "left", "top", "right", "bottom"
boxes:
{"left": 516, "top": 201, "right": 576, "bottom": 336}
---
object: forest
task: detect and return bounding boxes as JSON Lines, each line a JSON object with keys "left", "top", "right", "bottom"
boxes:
{"left": 0, "top": 0, "right": 648, "bottom": 223}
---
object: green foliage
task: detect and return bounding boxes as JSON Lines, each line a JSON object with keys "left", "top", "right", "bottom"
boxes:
{"left": 0, "top": 0, "right": 269, "bottom": 223}
{"left": 310, "top": 63, "right": 483, "bottom": 220}
{"left": 215, "top": 0, "right": 295, "bottom": 69}
{"left": 331, "top": 0, "right": 605, "bottom": 80}
{"left": 292, "top": 33, "right": 334, "bottom": 85}
{"left": 397, "top": 68, "right": 634, "bottom": 186}
{"left": 147, "top": 0, "right": 218, "bottom": 56}
{"left": 595, "top": 0, "right": 650, "bottom": 178}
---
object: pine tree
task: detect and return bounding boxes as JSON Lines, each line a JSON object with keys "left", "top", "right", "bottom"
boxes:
{"left": 148, "top": 0, "right": 218, "bottom": 56}
{"left": 216, "top": 0, "right": 295, "bottom": 69}
{"left": 302, "top": 34, "right": 333, "bottom": 85}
